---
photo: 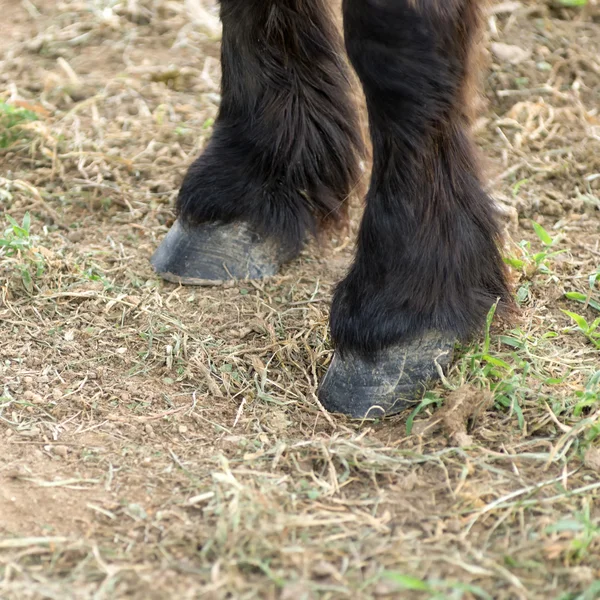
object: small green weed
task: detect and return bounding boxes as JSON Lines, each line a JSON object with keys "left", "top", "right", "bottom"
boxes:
{"left": 564, "top": 267, "right": 600, "bottom": 313}
{"left": 0, "top": 212, "right": 46, "bottom": 293}
{"left": 0, "top": 100, "right": 39, "bottom": 148}
{"left": 570, "top": 370, "right": 600, "bottom": 418}
{"left": 382, "top": 572, "right": 492, "bottom": 600}
{"left": 432, "top": 295, "right": 597, "bottom": 435}
{"left": 546, "top": 500, "right": 600, "bottom": 564}
{"left": 557, "top": 581, "right": 600, "bottom": 600}
{"left": 565, "top": 291, "right": 600, "bottom": 313}
{"left": 561, "top": 310, "right": 600, "bottom": 349}
{"left": 505, "top": 221, "right": 565, "bottom": 301}
{"left": 556, "top": 0, "right": 588, "bottom": 6}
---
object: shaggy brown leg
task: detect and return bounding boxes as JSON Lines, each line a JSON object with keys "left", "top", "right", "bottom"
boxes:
{"left": 319, "top": 0, "right": 513, "bottom": 418}
{"left": 152, "top": 0, "right": 362, "bottom": 284}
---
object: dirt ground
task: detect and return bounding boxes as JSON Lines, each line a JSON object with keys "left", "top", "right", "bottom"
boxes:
{"left": 1, "top": 1, "right": 599, "bottom": 598}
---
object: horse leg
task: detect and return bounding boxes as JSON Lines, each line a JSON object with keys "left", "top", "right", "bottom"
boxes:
{"left": 320, "top": 0, "right": 513, "bottom": 417}
{"left": 152, "top": 0, "right": 362, "bottom": 284}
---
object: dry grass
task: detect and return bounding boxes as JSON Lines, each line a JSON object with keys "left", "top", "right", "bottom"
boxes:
{"left": 1, "top": 1, "right": 600, "bottom": 598}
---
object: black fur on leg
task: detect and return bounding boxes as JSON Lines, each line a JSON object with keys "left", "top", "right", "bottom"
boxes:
{"left": 177, "top": 0, "right": 363, "bottom": 257}
{"left": 330, "top": 0, "right": 514, "bottom": 356}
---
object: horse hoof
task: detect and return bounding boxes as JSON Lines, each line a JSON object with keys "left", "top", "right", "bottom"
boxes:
{"left": 151, "top": 220, "right": 294, "bottom": 285}
{"left": 318, "top": 331, "right": 455, "bottom": 419}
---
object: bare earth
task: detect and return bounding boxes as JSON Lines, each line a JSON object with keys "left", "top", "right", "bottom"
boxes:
{"left": 1, "top": 1, "right": 599, "bottom": 599}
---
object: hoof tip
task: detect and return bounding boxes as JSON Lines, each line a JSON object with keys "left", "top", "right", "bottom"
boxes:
{"left": 151, "top": 220, "right": 292, "bottom": 285}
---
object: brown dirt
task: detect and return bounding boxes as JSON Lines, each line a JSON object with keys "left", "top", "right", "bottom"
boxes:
{"left": 1, "top": 1, "right": 600, "bottom": 599}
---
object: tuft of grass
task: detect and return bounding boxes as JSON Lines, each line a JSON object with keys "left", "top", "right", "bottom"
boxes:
{"left": 571, "top": 370, "right": 600, "bottom": 419}
{"left": 0, "top": 100, "right": 39, "bottom": 148}
{"left": 505, "top": 220, "right": 566, "bottom": 305}
{"left": 382, "top": 572, "right": 493, "bottom": 599}
{"left": 564, "top": 268, "right": 600, "bottom": 313}
{"left": 561, "top": 310, "right": 600, "bottom": 349}
{"left": 545, "top": 500, "right": 600, "bottom": 564}
{"left": 0, "top": 212, "right": 46, "bottom": 293}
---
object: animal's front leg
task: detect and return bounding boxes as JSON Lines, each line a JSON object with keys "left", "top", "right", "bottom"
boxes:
{"left": 152, "top": 0, "right": 362, "bottom": 284}
{"left": 319, "top": 0, "right": 514, "bottom": 418}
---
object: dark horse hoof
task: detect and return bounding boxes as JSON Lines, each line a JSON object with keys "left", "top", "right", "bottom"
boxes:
{"left": 151, "top": 220, "right": 294, "bottom": 284}
{"left": 318, "top": 331, "right": 455, "bottom": 419}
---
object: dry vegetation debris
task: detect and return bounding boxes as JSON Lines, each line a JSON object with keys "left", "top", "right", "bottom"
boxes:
{"left": 1, "top": 0, "right": 600, "bottom": 598}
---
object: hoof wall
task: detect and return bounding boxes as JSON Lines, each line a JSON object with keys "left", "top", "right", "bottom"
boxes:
{"left": 318, "top": 331, "right": 455, "bottom": 419}
{"left": 151, "top": 220, "right": 292, "bottom": 284}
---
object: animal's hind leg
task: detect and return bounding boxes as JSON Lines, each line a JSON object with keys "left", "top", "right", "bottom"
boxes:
{"left": 152, "top": 0, "right": 362, "bottom": 284}
{"left": 319, "top": 0, "right": 514, "bottom": 417}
